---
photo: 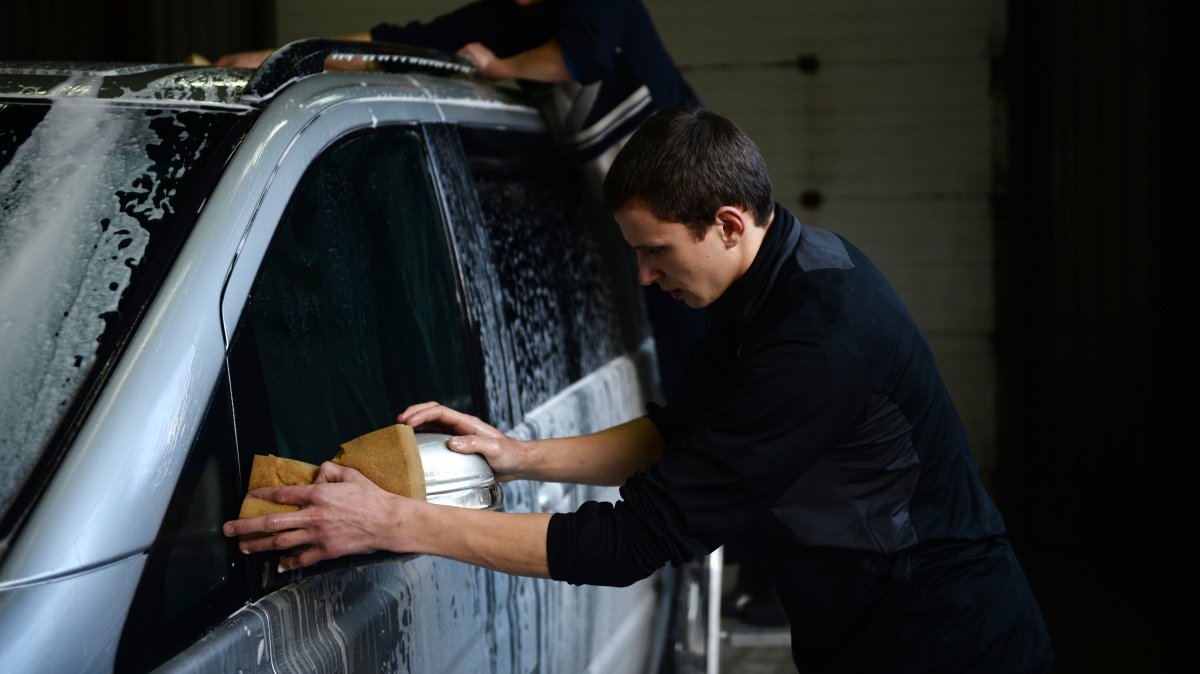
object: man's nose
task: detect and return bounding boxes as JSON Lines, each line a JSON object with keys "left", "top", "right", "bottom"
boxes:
{"left": 638, "top": 263, "right": 660, "bottom": 286}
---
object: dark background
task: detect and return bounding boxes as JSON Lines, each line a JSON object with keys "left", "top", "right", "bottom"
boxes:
{"left": 996, "top": 1, "right": 1197, "bottom": 671}
{"left": 0, "top": 1, "right": 274, "bottom": 64}
{"left": 2, "top": 0, "right": 1196, "bottom": 671}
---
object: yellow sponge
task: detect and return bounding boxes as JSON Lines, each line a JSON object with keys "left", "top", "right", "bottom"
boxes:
{"left": 238, "top": 455, "right": 317, "bottom": 540}
{"left": 332, "top": 424, "right": 427, "bottom": 501}
{"left": 236, "top": 425, "right": 425, "bottom": 542}
{"left": 248, "top": 454, "right": 321, "bottom": 490}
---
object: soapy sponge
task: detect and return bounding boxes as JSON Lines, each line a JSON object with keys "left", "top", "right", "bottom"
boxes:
{"left": 236, "top": 424, "right": 427, "bottom": 537}
{"left": 248, "top": 454, "right": 321, "bottom": 490}
{"left": 332, "top": 424, "right": 427, "bottom": 501}
{"left": 237, "top": 455, "right": 320, "bottom": 537}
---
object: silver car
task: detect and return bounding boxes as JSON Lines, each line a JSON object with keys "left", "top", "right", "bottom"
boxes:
{"left": 0, "top": 40, "right": 718, "bottom": 673}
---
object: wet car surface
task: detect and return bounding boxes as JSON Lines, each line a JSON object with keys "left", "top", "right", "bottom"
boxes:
{"left": 0, "top": 41, "right": 715, "bottom": 673}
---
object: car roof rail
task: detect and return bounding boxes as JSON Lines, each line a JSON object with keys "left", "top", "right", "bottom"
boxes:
{"left": 240, "top": 38, "right": 478, "bottom": 103}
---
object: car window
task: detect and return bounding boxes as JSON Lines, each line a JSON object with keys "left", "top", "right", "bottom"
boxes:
{"left": 115, "top": 368, "right": 245, "bottom": 674}
{"left": 0, "top": 100, "right": 245, "bottom": 528}
{"left": 232, "top": 126, "right": 475, "bottom": 466}
{"left": 459, "top": 126, "right": 645, "bottom": 414}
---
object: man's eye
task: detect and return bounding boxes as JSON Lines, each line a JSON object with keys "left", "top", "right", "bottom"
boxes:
{"left": 647, "top": 247, "right": 665, "bottom": 255}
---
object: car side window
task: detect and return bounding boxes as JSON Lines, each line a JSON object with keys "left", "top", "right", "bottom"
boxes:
{"left": 459, "top": 127, "right": 645, "bottom": 414}
{"left": 232, "top": 126, "right": 476, "bottom": 466}
{"left": 115, "top": 369, "right": 245, "bottom": 674}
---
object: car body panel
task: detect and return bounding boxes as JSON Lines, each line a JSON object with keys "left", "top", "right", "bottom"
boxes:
{"left": 0, "top": 554, "right": 147, "bottom": 673}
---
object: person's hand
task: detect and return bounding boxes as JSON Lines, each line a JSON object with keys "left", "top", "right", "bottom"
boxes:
{"left": 456, "top": 42, "right": 505, "bottom": 80}
{"left": 223, "top": 462, "right": 410, "bottom": 571}
{"left": 398, "top": 402, "right": 535, "bottom": 481}
{"left": 214, "top": 48, "right": 275, "bottom": 68}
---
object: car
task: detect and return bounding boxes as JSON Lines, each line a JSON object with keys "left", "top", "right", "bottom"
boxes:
{"left": 0, "top": 39, "right": 720, "bottom": 673}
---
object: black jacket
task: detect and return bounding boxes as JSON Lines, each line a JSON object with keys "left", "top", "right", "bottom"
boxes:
{"left": 547, "top": 204, "right": 1053, "bottom": 672}
{"left": 371, "top": 0, "right": 699, "bottom": 162}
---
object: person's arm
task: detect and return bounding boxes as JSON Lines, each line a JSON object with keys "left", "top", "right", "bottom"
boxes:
{"left": 548, "top": 332, "right": 871, "bottom": 587}
{"left": 224, "top": 402, "right": 664, "bottom": 574}
{"left": 456, "top": 39, "right": 573, "bottom": 83}
{"left": 396, "top": 403, "right": 665, "bottom": 486}
{"left": 224, "top": 461, "right": 552, "bottom": 575}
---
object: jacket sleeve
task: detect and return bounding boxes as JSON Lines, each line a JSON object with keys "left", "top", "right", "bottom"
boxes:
{"left": 546, "top": 329, "right": 870, "bottom": 587}
{"left": 553, "top": 0, "right": 635, "bottom": 84}
{"left": 369, "top": 0, "right": 504, "bottom": 52}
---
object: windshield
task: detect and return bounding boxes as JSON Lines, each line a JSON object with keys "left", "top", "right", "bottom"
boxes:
{"left": 0, "top": 99, "right": 245, "bottom": 522}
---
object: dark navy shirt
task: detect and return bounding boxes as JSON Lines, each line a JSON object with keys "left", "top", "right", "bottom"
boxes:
{"left": 370, "top": 0, "right": 699, "bottom": 162}
{"left": 547, "top": 204, "right": 1053, "bottom": 672}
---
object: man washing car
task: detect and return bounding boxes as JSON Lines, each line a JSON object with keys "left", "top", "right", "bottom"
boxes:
{"left": 225, "top": 108, "right": 1052, "bottom": 673}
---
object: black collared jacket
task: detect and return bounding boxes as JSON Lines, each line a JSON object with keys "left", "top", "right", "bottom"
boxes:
{"left": 547, "top": 204, "right": 1053, "bottom": 673}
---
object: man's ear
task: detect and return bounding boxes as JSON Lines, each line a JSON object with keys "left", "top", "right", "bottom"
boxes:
{"left": 714, "top": 206, "right": 750, "bottom": 249}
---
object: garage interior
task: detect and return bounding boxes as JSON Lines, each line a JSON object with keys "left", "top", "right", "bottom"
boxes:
{"left": 1, "top": 1, "right": 1194, "bottom": 672}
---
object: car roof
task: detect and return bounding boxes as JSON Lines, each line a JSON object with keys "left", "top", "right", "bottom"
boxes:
{"left": 0, "top": 39, "right": 494, "bottom": 112}
{"left": 0, "top": 62, "right": 256, "bottom": 109}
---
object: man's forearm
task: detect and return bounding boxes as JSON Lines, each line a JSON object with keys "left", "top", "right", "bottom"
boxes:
{"left": 491, "top": 40, "right": 572, "bottom": 83}
{"left": 398, "top": 499, "right": 552, "bottom": 578}
{"left": 527, "top": 417, "right": 666, "bottom": 486}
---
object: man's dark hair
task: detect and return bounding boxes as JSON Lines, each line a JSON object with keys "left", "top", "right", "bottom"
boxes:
{"left": 603, "top": 107, "right": 773, "bottom": 239}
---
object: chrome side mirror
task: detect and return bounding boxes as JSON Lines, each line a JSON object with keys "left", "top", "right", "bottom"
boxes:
{"left": 417, "top": 433, "right": 503, "bottom": 511}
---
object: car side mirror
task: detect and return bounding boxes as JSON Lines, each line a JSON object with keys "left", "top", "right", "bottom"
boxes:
{"left": 257, "top": 433, "right": 502, "bottom": 592}
{"left": 419, "top": 432, "right": 503, "bottom": 510}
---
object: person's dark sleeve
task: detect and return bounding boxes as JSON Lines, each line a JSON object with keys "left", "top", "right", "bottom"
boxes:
{"left": 546, "top": 330, "right": 870, "bottom": 587}
{"left": 369, "top": 0, "right": 504, "bottom": 52}
{"left": 553, "top": 0, "right": 636, "bottom": 84}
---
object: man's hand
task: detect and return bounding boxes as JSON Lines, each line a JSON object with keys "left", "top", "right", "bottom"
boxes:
{"left": 214, "top": 48, "right": 275, "bottom": 68}
{"left": 223, "top": 462, "right": 409, "bottom": 572}
{"left": 456, "top": 42, "right": 502, "bottom": 78}
{"left": 398, "top": 402, "right": 536, "bottom": 481}
{"left": 456, "top": 40, "right": 572, "bottom": 83}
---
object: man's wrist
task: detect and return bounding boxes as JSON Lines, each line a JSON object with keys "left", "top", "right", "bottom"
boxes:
{"left": 515, "top": 438, "right": 543, "bottom": 481}
{"left": 384, "top": 494, "right": 426, "bottom": 554}
{"left": 488, "top": 57, "right": 518, "bottom": 81}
